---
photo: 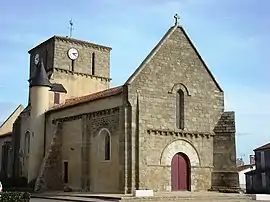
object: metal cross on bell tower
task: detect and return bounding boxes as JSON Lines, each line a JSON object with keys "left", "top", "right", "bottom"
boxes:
{"left": 174, "top": 13, "right": 180, "bottom": 26}
{"left": 69, "top": 19, "right": 74, "bottom": 38}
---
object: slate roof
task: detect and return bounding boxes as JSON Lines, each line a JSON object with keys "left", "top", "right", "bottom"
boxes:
{"left": 48, "top": 86, "right": 123, "bottom": 112}
{"left": 254, "top": 143, "right": 270, "bottom": 151}
{"left": 50, "top": 83, "right": 67, "bottom": 93}
{"left": 29, "top": 60, "right": 52, "bottom": 88}
{"left": 0, "top": 132, "right": 12, "bottom": 138}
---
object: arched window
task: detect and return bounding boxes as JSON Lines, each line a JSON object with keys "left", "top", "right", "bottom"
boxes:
{"left": 176, "top": 89, "right": 184, "bottom": 129}
{"left": 92, "top": 52, "right": 95, "bottom": 75}
{"left": 98, "top": 128, "right": 111, "bottom": 161}
{"left": 24, "top": 131, "right": 30, "bottom": 155}
{"left": 104, "top": 134, "right": 111, "bottom": 161}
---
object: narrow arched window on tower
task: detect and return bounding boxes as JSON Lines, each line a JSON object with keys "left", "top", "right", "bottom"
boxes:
{"left": 176, "top": 89, "right": 184, "bottom": 129}
{"left": 105, "top": 133, "right": 111, "bottom": 161}
{"left": 24, "top": 131, "right": 30, "bottom": 155}
{"left": 92, "top": 52, "right": 95, "bottom": 75}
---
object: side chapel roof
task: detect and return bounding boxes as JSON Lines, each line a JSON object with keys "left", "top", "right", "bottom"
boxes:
{"left": 48, "top": 86, "right": 123, "bottom": 112}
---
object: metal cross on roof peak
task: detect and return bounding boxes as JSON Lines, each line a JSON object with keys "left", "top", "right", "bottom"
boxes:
{"left": 174, "top": 13, "right": 180, "bottom": 26}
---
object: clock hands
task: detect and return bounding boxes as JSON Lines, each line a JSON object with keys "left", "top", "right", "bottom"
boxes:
{"left": 68, "top": 48, "right": 79, "bottom": 60}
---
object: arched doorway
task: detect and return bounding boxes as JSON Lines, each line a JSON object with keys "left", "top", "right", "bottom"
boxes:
{"left": 171, "top": 152, "right": 190, "bottom": 191}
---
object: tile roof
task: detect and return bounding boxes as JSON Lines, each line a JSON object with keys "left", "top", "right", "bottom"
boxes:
{"left": 49, "top": 86, "right": 123, "bottom": 112}
{"left": 0, "top": 132, "right": 12, "bottom": 138}
{"left": 254, "top": 143, "right": 270, "bottom": 151}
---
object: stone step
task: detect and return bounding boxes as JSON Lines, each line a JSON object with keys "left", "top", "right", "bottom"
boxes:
{"left": 33, "top": 196, "right": 254, "bottom": 202}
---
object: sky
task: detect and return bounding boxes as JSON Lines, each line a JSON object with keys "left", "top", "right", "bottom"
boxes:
{"left": 0, "top": 0, "right": 269, "bottom": 163}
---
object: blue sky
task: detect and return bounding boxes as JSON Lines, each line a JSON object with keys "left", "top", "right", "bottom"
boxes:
{"left": 0, "top": 0, "right": 269, "bottom": 163}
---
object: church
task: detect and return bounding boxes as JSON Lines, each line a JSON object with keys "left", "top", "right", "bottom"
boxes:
{"left": 3, "top": 15, "right": 239, "bottom": 193}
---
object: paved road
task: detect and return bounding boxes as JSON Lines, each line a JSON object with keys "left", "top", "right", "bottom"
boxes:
{"left": 30, "top": 198, "right": 110, "bottom": 202}
{"left": 31, "top": 199, "right": 68, "bottom": 202}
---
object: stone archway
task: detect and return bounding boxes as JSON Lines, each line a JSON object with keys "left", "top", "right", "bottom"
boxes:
{"left": 160, "top": 139, "right": 200, "bottom": 191}
{"left": 160, "top": 139, "right": 200, "bottom": 166}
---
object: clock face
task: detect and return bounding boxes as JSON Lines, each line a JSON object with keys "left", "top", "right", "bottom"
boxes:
{"left": 34, "top": 54, "right": 40, "bottom": 65}
{"left": 67, "top": 48, "right": 79, "bottom": 60}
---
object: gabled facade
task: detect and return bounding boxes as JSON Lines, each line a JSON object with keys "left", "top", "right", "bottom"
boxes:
{"left": 246, "top": 143, "right": 270, "bottom": 194}
{"left": 0, "top": 105, "right": 24, "bottom": 178}
{"left": 0, "top": 105, "right": 24, "bottom": 135}
{"left": 237, "top": 155, "right": 256, "bottom": 191}
{"left": 6, "top": 15, "right": 239, "bottom": 193}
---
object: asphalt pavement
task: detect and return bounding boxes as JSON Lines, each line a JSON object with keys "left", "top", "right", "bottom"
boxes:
{"left": 31, "top": 199, "right": 68, "bottom": 202}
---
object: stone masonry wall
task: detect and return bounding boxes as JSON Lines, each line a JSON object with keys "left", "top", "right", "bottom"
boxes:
{"left": 48, "top": 69, "right": 109, "bottom": 108}
{"left": 127, "top": 25, "right": 224, "bottom": 192}
{"left": 144, "top": 131, "right": 213, "bottom": 191}
{"left": 54, "top": 38, "right": 111, "bottom": 79}
{"left": 35, "top": 122, "right": 63, "bottom": 192}
{"left": 50, "top": 38, "right": 111, "bottom": 107}
{"left": 19, "top": 111, "right": 31, "bottom": 178}
{"left": 61, "top": 119, "right": 82, "bottom": 191}
{"left": 212, "top": 111, "right": 240, "bottom": 191}
{"left": 10, "top": 116, "right": 22, "bottom": 179}
{"left": 28, "top": 39, "right": 55, "bottom": 80}
{"left": 88, "top": 108, "right": 121, "bottom": 193}
{"left": 45, "top": 95, "right": 123, "bottom": 193}
{"left": 81, "top": 115, "right": 90, "bottom": 191}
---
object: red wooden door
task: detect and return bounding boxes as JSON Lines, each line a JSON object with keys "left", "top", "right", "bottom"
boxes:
{"left": 171, "top": 153, "right": 189, "bottom": 191}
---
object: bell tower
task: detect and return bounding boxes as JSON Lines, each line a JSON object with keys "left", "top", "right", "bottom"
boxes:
{"left": 28, "top": 35, "right": 112, "bottom": 107}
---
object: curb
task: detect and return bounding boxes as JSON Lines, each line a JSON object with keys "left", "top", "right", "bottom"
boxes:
{"left": 31, "top": 195, "right": 121, "bottom": 202}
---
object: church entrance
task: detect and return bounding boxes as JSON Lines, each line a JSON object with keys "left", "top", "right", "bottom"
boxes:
{"left": 171, "top": 152, "right": 190, "bottom": 191}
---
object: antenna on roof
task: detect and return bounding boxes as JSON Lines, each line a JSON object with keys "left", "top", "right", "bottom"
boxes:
{"left": 68, "top": 19, "right": 74, "bottom": 38}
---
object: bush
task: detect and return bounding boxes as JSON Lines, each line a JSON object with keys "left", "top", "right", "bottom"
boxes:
{"left": 0, "top": 192, "right": 31, "bottom": 202}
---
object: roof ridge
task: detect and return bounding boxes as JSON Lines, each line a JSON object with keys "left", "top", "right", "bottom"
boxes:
{"left": 28, "top": 35, "right": 112, "bottom": 54}
{"left": 0, "top": 104, "right": 24, "bottom": 128}
{"left": 125, "top": 25, "right": 177, "bottom": 84}
{"left": 54, "top": 36, "right": 112, "bottom": 50}
{"left": 48, "top": 86, "right": 124, "bottom": 112}
{"left": 66, "top": 86, "right": 122, "bottom": 101}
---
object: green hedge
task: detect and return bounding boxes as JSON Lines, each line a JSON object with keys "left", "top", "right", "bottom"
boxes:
{"left": 0, "top": 192, "right": 31, "bottom": 202}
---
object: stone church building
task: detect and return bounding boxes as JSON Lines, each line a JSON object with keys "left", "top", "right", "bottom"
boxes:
{"left": 6, "top": 16, "right": 239, "bottom": 193}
